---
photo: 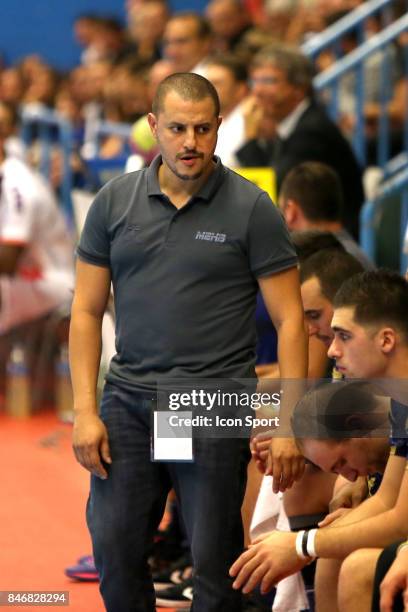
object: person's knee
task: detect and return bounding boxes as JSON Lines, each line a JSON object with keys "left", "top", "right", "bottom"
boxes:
{"left": 338, "top": 549, "right": 376, "bottom": 609}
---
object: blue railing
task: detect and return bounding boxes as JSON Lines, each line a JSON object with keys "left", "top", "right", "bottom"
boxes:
{"left": 360, "top": 162, "right": 408, "bottom": 272}
{"left": 85, "top": 120, "right": 132, "bottom": 156}
{"left": 301, "top": 0, "right": 395, "bottom": 150}
{"left": 21, "top": 107, "right": 74, "bottom": 224}
{"left": 304, "top": 10, "right": 408, "bottom": 168}
{"left": 303, "top": 0, "right": 408, "bottom": 269}
{"left": 301, "top": 0, "right": 393, "bottom": 59}
{"left": 82, "top": 120, "right": 132, "bottom": 188}
{"left": 21, "top": 110, "right": 133, "bottom": 219}
{"left": 314, "top": 14, "right": 408, "bottom": 166}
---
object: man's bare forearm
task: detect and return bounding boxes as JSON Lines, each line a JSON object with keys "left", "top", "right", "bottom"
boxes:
{"left": 316, "top": 506, "right": 406, "bottom": 558}
{"left": 276, "top": 317, "right": 308, "bottom": 430}
{"left": 277, "top": 316, "right": 308, "bottom": 379}
{"left": 69, "top": 309, "right": 103, "bottom": 416}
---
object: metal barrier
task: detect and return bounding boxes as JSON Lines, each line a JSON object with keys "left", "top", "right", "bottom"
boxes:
{"left": 303, "top": 0, "right": 408, "bottom": 266}
{"left": 21, "top": 110, "right": 133, "bottom": 220}
{"left": 301, "top": 0, "right": 393, "bottom": 59}
{"left": 85, "top": 120, "right": 132, "bottom": 154}
{"left": 21, "top": 107, "right": 74, "bottom": 224}
{"left": 302, "top": 1, "right": 407, "bottom": 168}
{"left": 360, "top": 162, "right": 408, "bottom": 271}
{"left": 311, "top": 14, "right": 408, "bottom": 167}
{"left": 81, "top": 120, "right": 132, "bottom": 189}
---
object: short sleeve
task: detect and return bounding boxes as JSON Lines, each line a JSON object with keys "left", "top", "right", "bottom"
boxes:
{"left": 77, "top": 186, "right": 111, "bottom": 267}
{"left": 247, "top": 192, "right": 297, "bottom": 277}
{"left": 0, "top": 184, "right": 33, "bottom": 244}
{"left": 389, "top": 400, "right": 408, "bottom": 459}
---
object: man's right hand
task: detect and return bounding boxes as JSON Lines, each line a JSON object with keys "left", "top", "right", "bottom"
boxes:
{"left": 329, "top": 476, "right": 368, "bottom": 512}
{"left": 242, "top": 96, "right": 264, "bottom": 140}
{"left": 73, "top": 413, "right": 112, "bottom": 479}
{"left": 266, "top": 437, "right": 305, "bottom": 494}
{"left": 318, "top": 507, "right": 352, "bottom": 528}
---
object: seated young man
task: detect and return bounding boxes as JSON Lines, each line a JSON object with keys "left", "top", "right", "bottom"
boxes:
{"left": 254, "top": 247, "right": 365, "bottom": 521}
{"left": 232, "top": 269, "right": 408, "bottom": 612}
{"left": 279, "top": 161, "right": 374, "bottom": 270}
{"left": 248, "top": 248, "right": 365, "bottom": 610}
{"left": 291, "top": 381, "right": 390, "bottom": 485}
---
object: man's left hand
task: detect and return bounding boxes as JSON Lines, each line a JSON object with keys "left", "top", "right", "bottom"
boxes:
{"left": 230, "top": 531, "right": 306, "bottom": 594}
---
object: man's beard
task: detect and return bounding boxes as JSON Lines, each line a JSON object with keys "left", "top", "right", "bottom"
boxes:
{"left": 172, "top": 168, "right": 204, "bottom": 181}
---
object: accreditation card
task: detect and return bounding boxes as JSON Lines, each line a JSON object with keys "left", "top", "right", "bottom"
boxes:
{"left": 152, "top": 410, "right": 194, "bottom": 462}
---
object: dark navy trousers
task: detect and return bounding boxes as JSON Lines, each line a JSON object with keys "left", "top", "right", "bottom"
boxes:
{"left": 87, "top": 382, "right": 250, "bottom": 612}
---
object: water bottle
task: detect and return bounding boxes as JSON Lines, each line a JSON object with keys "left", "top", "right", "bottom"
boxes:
{"left": 55, "top": 342, "right": 74, "bottom": 423}
{"left": 5, "top": 343, "right": 31, "bottom": 418}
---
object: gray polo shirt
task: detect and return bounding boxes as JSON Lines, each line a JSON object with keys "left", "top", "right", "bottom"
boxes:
{"left": 78, "top": 156, "right": 297, "bottom": 392}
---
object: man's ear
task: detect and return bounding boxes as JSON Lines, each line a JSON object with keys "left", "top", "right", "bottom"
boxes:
{"left": 281, "top": 199, "right": 298, "bottom": 226}
{"left": 344, "top": 414, "right": 364, "bottom": 433}
{"left": 147, "top": 113, "right": 158, "bottom": 139}
{"left": 377, "top": 327, "right": 397, "bottom": 354}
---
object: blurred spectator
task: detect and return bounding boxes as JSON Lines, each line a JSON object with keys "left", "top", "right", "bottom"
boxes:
{"left": 54, "top": 87, "right": 87, "bottom": 186}
{"left": 0, "top": 125, "right": 74, "bottom": 335}
{"left": 279, "top": 161, "right": 374, "bottom": 268}
{"left": 19, "top": 55, "right": 48, "bottom": 84}
{"left": 70, "top": 61, "right": 113, "bottom": 110}
{"left": 263, "top": 0, "right": 298, "bottom": 42}
{"left": 81, "top": 17, "right": 129, "bottom": 65}
{"left": 0, "top": 68, "right": 25, "bottom": 107}
{"left": 205, "top": 0, "right": 252, "bottom": 53}
{"left": 0, "top": 101, "right": 26, "bottom": 160}
{"left": 364, "top": 74, "right": 407, "bottom": 162}
{"left": 231, "top": 28, "right": 277, "bottom": 63}
{"left": 147, "top": 59, "right": 177, "bottom": 104}
{"left": 163, "top": 12, "right": 212, "bottom": 73}
{"left": 285, "top": 0, "right": 327, "bottom": 44}
{"left": 71, "top": 61, "right": 114, "bottom": 159}
{"left": 125, "top": 59, "right": 175, "bottom": 171}
{"left": 205, "top": 54, "right": 249, "bottom": 167}
{"left": 55, "top": 87, "right": 83, "bottom": 130}
{"left": 22, "top": 65, "right": 60, "bottom": 112}
{"left": 236, "top": 44, "right": 364, "bottom": 237}
{"left": 73, "top": 14, "right": 104, "bottom": 65}
{"left": 126, "top": 0, "right": 169, "bottom": 63}
{"left": 109, "top": 62, "right": 150, "bottom": 124}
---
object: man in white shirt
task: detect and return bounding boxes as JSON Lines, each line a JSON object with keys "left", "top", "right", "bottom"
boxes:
{"left": 162, "top": 12, "right": 212, "bottom": 75}
{"left": 0, "top": 138, "right": 74, "bottom": 334}
{"left": 204, "top": 55, "right": 249, "bottom": 168}
{"left": 236, "top": 44, "right": 364, "bottom": 238}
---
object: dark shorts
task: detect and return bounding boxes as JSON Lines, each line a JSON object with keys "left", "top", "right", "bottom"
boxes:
{"left": 371, "top": 540, "right": 405, "bottom": 612}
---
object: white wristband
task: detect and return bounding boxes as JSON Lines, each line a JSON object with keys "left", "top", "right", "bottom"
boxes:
{"left": 295, "top": 530, "right": 309, "bottom": 559}
{"left": 306, "top": 528, "right": 318, "bottom": 558}
{"left": 295, "top": 530, "right": 306, "bottom": 559}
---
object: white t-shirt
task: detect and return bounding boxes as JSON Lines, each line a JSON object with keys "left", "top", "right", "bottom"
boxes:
{"left": 215, "top": 102, "right": 246, "bottom": 169}
{"left": 0, "top": 157, "right": 75, "bottom": 332}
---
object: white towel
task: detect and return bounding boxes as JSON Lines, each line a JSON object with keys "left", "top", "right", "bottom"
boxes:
{"left": 250, "top": 475, "right": 309, "bottom": 612}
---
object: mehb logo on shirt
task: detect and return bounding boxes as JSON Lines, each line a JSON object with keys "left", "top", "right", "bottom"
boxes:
{"left": 195, "top": 231, "right": 226, "bottom": 243}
